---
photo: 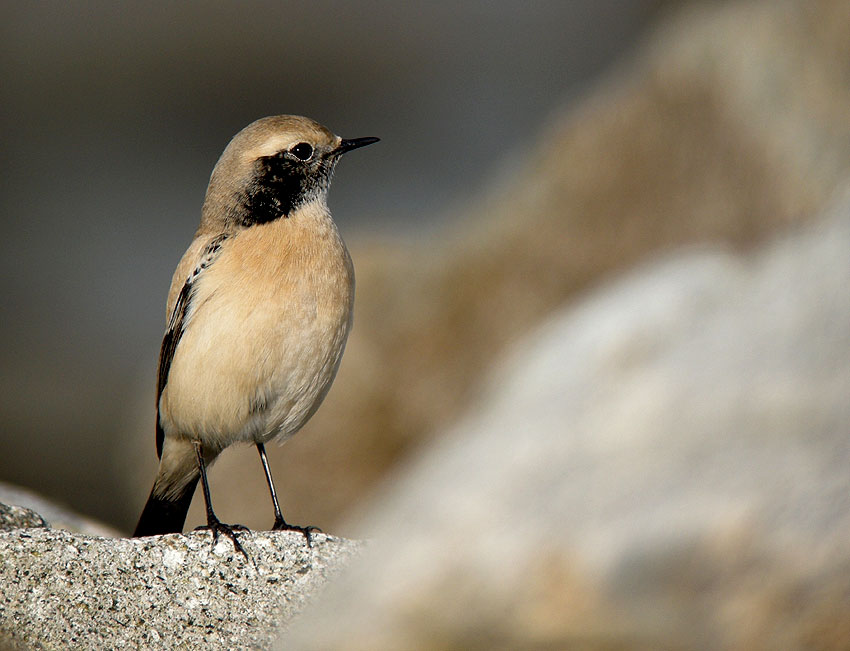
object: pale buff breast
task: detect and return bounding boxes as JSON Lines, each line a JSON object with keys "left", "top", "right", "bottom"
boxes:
{"left": 159, "top": 205, "right": 354, "bottom": 449}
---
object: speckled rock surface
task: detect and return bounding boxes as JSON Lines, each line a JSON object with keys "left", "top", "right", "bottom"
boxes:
{"left": 0, "top": 503, "right": 48, "bottom": 531}
{"left": 0, "top": 525, "right": 361, "bottom": 649}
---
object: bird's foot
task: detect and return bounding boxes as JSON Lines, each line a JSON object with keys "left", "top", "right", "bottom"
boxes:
{"left": 195, "top": 517, "right": 250, "bottom": 560}
{"left": 272, "top": 518, "right": 321, "bottom": 546}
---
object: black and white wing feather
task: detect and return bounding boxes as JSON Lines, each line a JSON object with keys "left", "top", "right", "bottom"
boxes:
{"left": 155, "top": 234, "right": 228, "bottom": 457}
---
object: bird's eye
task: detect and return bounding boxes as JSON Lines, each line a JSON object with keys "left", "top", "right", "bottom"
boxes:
{"left": 290, "top": 143, "right": 313, "bottom": 161}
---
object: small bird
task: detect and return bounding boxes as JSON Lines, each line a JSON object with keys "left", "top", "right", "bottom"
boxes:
{"left": 133, "top": 115, "right": 378, "bottom": 553}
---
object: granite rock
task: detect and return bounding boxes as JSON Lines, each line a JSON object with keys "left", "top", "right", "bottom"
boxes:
{"left": 0, "top": 502, "right": 47, "bottom": 532}
{"left": 0, "top": 523, "right": 361, "bottom": 650}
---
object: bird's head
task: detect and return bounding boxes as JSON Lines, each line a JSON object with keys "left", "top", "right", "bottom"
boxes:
{"left": 200, "top": 115, "right": 378, "bottom": 230}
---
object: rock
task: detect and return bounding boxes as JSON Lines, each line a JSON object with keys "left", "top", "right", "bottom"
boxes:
{"left": 0, "top": 523, "right": 362, "bottom": 649}
{"left": 282, "top": 194, "right": 850, "bottom": 649}
{"left": 0, "top": 482, "right": 122, "bottom": 538}
{"left": 0, "top": 503, "right": 47, "bottom": 532}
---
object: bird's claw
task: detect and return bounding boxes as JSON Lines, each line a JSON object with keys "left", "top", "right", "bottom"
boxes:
{"left": 195, "top": 519, "right": 250, "bottom": 560}
{"left": 272, "top": 518, "right": 321, "bottom": 546}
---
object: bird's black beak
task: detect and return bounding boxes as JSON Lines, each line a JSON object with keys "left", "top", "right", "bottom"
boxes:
{"left": 336, "top": 137, "right": 380, "bottom": 154}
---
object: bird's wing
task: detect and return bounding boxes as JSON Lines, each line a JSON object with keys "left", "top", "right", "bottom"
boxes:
{"left": 155, "top": 233, "right": 229, "bottom": 458}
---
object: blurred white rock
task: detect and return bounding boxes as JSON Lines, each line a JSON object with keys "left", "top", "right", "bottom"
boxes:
{"left": 284, "top": 190, "right": 850, "bottom": 650}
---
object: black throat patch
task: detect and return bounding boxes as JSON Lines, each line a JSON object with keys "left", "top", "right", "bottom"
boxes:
{"left": 237, "top": 153, "right": 332, "bottom": 226}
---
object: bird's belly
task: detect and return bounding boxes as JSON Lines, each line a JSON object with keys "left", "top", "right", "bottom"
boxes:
{"left": 160, "top": 263, "right": 353, "bottom": 450}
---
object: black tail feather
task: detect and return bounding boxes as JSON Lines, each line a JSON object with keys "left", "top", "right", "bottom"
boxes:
{"left": 133, "top": 477, "right": 199, "bottom": 537}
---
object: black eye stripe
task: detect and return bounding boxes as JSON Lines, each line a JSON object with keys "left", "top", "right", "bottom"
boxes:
{"left": 238, "top": 145, "right": 333, "bottom": 226}
{"left": 291, "top": 142, "right": 313, "bottom": 160}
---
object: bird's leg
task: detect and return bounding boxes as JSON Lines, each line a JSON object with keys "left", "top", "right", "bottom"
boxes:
{"left": 256, "top": 442, "right": 320, "bottom": 544}
{"left": 193, "top": 440, "right": 249, "bottom": 559}
{"left": 256, "top": 442, "right": 285, "bottom": 525}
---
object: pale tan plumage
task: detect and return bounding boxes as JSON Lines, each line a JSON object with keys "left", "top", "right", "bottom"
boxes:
{"left": 134, "top": 115, "right": 377, "bottom": 545}
{"left": 157, "top": 200, "right": 354, "bottom": 495}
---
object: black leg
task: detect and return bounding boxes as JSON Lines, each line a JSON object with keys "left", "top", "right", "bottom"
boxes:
{"left": 256, "top": 442, "right": 320, "bottom": 544}
{"left": 257, "top": 442, "right": 285, "bottom": 526}
{"left": 193, "top": 440, "right": 248, "bottom": 559}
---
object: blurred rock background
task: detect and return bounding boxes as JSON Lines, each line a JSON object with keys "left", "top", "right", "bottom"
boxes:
{"left": 1, "top": 0, "right": 848, "bottom": 559}
{"left": 0, "top": 0, "right": 669, "bottom": 530}
{"left": 285, "top": 179, "right": 850, "bottom": 651}
{"left": 185, "top": 0, "right": 850, "bottom": 537}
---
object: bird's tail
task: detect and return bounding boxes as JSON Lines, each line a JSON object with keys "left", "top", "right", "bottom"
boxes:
{"left": 132, "top": 476, "right": 199, "bottom": 537}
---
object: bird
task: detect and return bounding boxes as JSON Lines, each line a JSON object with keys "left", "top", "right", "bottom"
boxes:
{"left": 132, "top": 115, "right": 378, "bottom": 554}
